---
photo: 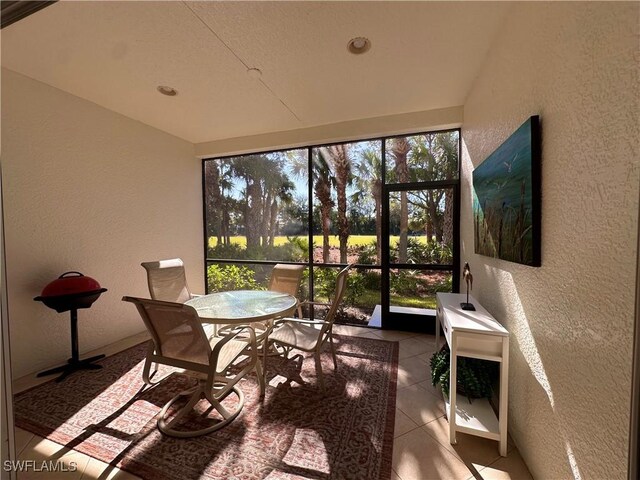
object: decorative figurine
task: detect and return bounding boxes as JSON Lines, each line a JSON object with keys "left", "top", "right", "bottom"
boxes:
{"left": 461, "top": 262, "right": 476, "bottom": 311}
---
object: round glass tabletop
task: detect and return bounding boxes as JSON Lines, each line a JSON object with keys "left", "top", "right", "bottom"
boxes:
{"left": 185, "top": 290, "right": 298, "bottom": 324}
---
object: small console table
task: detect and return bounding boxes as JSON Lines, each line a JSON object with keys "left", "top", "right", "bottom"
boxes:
{"left": 435, "top": 292, "right": 509, "bottom": 456}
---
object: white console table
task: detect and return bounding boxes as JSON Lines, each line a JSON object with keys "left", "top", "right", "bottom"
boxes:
{"left": 435, "top": 292, "right": 509, "bottom": 457}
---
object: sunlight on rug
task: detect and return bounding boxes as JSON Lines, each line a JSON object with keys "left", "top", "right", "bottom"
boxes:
{"left": 14, "top": 334, "right": 398, "bottom": 480}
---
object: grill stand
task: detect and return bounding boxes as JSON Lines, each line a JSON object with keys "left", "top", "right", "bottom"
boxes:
{"left": 37, "top": 308, "right": 105, "bottom": 382}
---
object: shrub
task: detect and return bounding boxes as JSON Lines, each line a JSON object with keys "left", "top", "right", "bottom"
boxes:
{"left": 356, "top": 241, "right": 378, "bottom": 264}
{"left": 208, "top": 243, "right": 245, "bottom": 260}
{"left": 430, "top": 275, "right": 453, "bottom": 294}
{"left": 345, "top": 271, "right": 366, "bottom": 305}
{"left": 390, "top": 270, "right": 419, "bottom": 295}
{"left": 314, "top": 268, "right": 337, "bottom": 299}
{"left": 360, "top": 270, "right": 381, "bottom": 290}
{"left": 314, "top": 267, "right": 363, "bottom": 306}
{"left": 393, "top": 237, "right": 453, "bottom": 264}
{"left": 207, "top": 264, "right": 263, "bottom": 292}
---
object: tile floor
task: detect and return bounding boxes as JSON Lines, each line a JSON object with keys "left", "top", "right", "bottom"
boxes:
{"left": 11, "top": 326, "right": 533, "bottom": 480}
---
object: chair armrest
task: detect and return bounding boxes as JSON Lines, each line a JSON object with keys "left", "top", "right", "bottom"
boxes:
{"left": 209, "top": 325, "right": 257, "bottom": 365}
{"left": 296, "top": 301, "right": 331, "bottom": 318}
{"left": 298, "top": 301, "right": 332, "bottom": 308}
{"left": 278, "top": 317, "right": 327, "bottom": 326}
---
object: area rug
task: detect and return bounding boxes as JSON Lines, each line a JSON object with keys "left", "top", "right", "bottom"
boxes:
{"left": 14, "top": 334, "right": 398, "bottom": 480}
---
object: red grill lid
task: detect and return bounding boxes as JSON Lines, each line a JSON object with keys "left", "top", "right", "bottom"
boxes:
{"left": 40, "top": 271, "right": 102, "bottom": 298}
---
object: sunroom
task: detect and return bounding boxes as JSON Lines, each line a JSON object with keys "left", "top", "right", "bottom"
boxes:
{"left": 0, "top": 2, "right": 638, "bottom": 480}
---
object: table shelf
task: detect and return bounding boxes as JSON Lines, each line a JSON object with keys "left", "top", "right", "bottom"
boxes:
{"left": 443, "top": 393, "right": 500, "bottom": 441}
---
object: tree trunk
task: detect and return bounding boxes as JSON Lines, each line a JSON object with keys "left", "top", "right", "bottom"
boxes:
{"left": 314, "top": 175, "right": 334, "bottom": 263}
{"left": 392, "top": 138, "right": 410, "bottom": 263}
{"left": 222, "top": 206, "right": 230, "bottom": 245}
{"left": 374, "top": 179, "right": 382, "bottom": 264}
{"left": 429, "top": 198, "right": 443, "bottom": 243}
{"left": 269, "top": 198, "right": 278, "bottom": 246}
{"left": 399, "top": 192, "right": 408, "bottom": 261}
{"left": 261, "top": 189, "right": 272, "bottom": 246}
{"left": 443, "top": 189, "right": 453, "bottom": 246}
{"left": 328, "top": 145, "right": 351, "bottom": 264}
{"left": 245, "top": 180, "right": 262, "bottom": 248}
{"left": 205, "top": 163, "right": 222, "bottom": 245}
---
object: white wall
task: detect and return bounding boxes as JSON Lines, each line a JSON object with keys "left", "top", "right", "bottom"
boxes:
{"left": 461, "top": 3, "right": 639, "bottom": 479}
{"left": 1, "top": 69, "right": 203, "bottom": 378}
{"left": 195, "top": 106, "right": 463, "bottom": 158}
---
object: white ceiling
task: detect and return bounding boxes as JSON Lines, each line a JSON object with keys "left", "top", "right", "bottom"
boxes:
{"left": 2, "top": 1, "right": 511, "bottom": 144}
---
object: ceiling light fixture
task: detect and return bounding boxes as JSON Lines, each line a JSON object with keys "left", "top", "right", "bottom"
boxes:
{"left": 347, "top": 37, "right": 371, "bottom": 55}
{"left": 157, "top": 85, "right": 177, "bottom": 96}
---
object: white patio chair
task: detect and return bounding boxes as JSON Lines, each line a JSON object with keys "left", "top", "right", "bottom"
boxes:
{"left": 266, "top": 262, "right": 305, "bottom": 319}
{"left": 122, "top": 296, "right": 261, "bottom": 437}
{"left": 141, "top": 258, "right": 200, "bottom": 303}
{"left": 265, "top": 265, "right": 351, "bottom": 391}
{"left": 268, "top": 264, "right": 305, "bottom": 296}
{"left": 223, "top": 264, "right": 307, "bottom": 350}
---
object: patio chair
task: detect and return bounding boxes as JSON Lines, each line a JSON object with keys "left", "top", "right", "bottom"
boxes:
{"left": 223, "top": 263, "right": 307, "bottom": 348}
{"left": 265, "top": 265, "right": 351, "bottom": 391}
{"left": 268, "top": 264, "right": 305, "bottom": 295}
{"left": 268, "top": 263, "right": 305, "bottom": 318}
{"left": 141, "top": 258, "right": 199, "bottom": 303}
{"left": 122, "top": 296, "right": 260, "bottom": 437}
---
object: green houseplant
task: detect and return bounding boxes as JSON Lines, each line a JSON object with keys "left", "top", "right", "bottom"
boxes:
{"left": 430, "top": 345, "right": 497, "bottom": 402}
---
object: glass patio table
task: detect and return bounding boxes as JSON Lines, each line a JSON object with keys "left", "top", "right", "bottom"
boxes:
{"left": 184, "top": 290, "right": 298, "bottom": 326}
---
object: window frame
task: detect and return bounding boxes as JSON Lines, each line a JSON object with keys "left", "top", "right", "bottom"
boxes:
{"left": 201, "top": 127, "right": 461, "bottom": 327}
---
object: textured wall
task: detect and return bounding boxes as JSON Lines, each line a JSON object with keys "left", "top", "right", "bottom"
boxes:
{"left": 194, "top": 106, "right": 463, "bottom": 158}
{"left": 1, "top": 69, "right": 203, "bottom": 378}
{"left": 461, "top": 3, "right": 639, "bottom": 479}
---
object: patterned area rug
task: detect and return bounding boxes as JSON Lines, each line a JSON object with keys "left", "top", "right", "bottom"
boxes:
{"left": 14, "top": 334, "right": 398, "bottom": 480}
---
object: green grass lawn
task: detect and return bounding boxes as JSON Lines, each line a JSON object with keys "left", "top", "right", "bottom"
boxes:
{"left": 208, "top": 235, "right": 425, "bottom": 248}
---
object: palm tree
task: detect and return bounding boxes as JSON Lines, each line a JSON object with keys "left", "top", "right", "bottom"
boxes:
{"left": 230, "top": 155, "right": 269, "bottom": 248}
{"left": 204, "top": 159, "right": 234, "bottom": 247}
{"left": 204, "top": 161, "right": 222, "bottom": 245}
{"left": 322, "top": 144, "right": 352, "bottom": 264}
{"left": 352, "top": 148, "right": 383, "bottom": 263}
{"left": 258, "top": 157, "right": 293, "bottom": 246}
{"left": 267, "top": 176, "right": 295, "bottom": 246}
{"left": 288, "top": 150, "right": 336, "bottom": 261}
{"left": 436, "top": 132, "right": 459, "bottom": 246}
{"left": 408, "top": 133, "right": 459, "bottom": 246}
{"left": 391, "top": 137, "right": 411, "bottom": 263}
{"left": 313, "top": 150, "right": 335, "bottom": 263}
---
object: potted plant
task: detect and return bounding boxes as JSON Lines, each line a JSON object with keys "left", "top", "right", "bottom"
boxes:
{"left": 430, "top": 345, "right": 497, "bottom": 402}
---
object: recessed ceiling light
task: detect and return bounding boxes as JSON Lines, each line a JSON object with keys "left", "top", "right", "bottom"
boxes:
{"left": 157, "top": 85, "right": 177, "bottom": 96}
{"left": 347, "top": 37, "right": 371, "bottom": 55}
{"left": 247, "top": 67, "right": 262, "bottom": 79}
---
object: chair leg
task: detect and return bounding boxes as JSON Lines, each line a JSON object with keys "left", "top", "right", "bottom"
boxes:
{"left": 255, "top": 359, "right": 265, "bottom": 398}
{"left": 142, "top": 347, "right": 161, "bottom": 386}
{"left": 158, "top": 379, "right": 245, "bottom": 438}
{"left": 314, "top": 351, "right": 325, "bottom": 392}
{"left": 329, "top": 334, "right": 338, "bottom": 371}
{"left": 142, "top": 358, "right": 156, "bottom": 385}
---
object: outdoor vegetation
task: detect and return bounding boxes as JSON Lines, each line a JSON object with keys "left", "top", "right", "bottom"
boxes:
{"left": 203, "top": 131, "right": 459, "bottom": 325}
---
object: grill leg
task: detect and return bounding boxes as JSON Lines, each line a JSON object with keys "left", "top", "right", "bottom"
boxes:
{"left": 37, "top": 309, "right": 105, "bottom": 382}
{"left": 70, "top": 308, "right": 79, "bottom": 362}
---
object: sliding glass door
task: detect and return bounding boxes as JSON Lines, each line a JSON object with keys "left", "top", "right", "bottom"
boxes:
{"left": 381, "top": 184, "right": 459, "bottom": 332}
